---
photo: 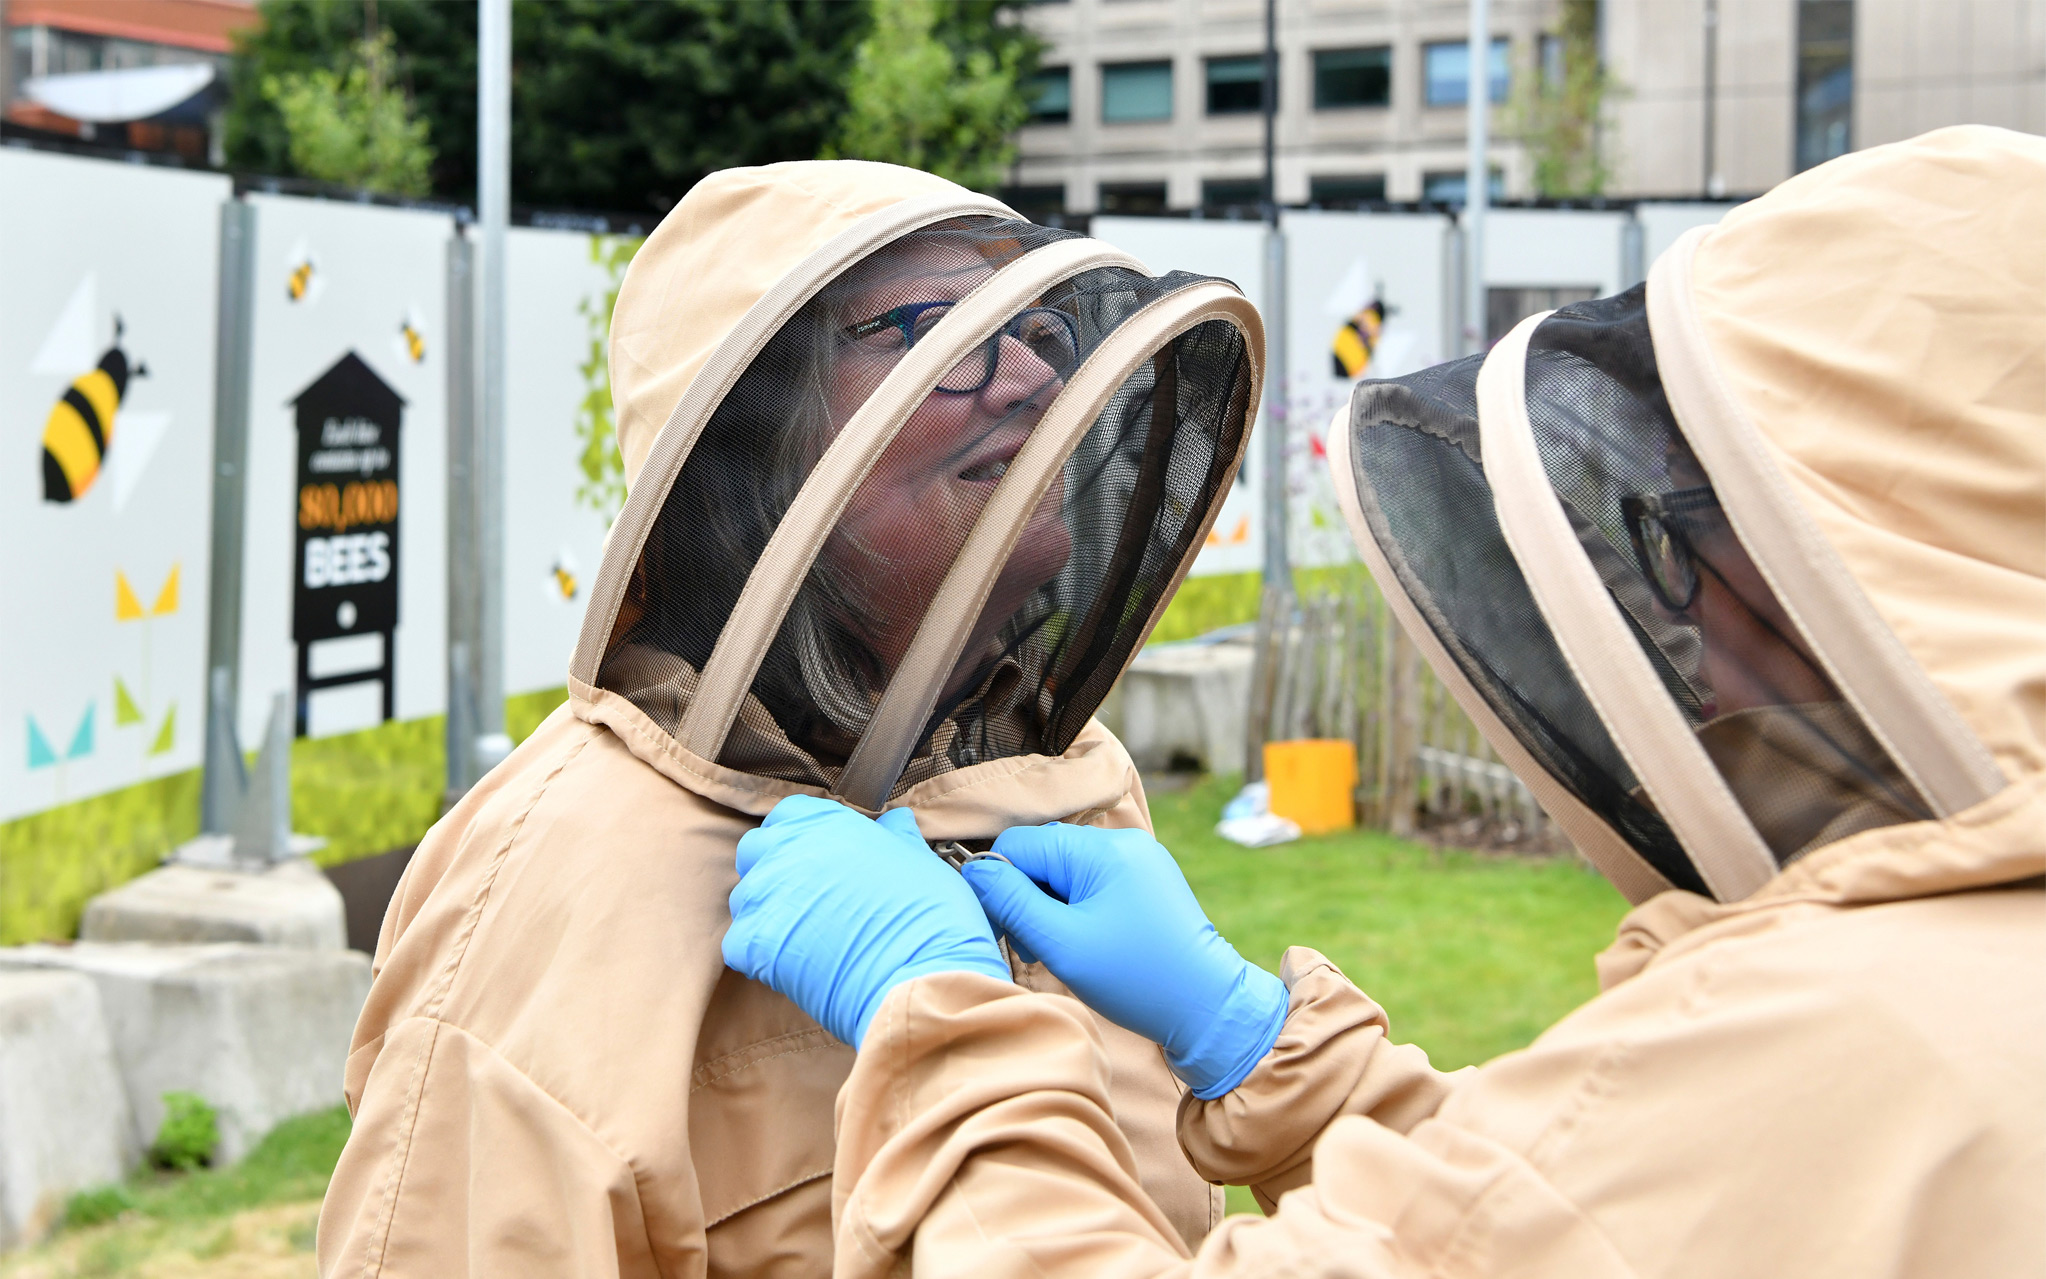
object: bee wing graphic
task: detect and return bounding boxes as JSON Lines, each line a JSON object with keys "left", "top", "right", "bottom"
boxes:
{"left": 32, "top": 274, "right": 98, "bottom": 376}
{"left": 105, "top": 411, "right": 172, "bottom": 514}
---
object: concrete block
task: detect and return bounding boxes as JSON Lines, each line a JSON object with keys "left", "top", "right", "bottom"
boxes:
{"left": 0, "top": 971, "right": 134, "bottom": 1249}
{"left": 80, "top": 857, "right": 347, "bottom": 951}
{"left": 1098, "top": 640, "right": 1254, "bottom": 775}
{"left": 0, "top": 944, "right": 371, "bottom": 1163}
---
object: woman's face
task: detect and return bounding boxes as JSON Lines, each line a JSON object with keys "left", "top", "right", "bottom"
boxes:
{"left": 825, "top": 244, "right": 1075, "bottom": 681}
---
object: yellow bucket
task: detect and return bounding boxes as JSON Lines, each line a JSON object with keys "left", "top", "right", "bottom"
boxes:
{"left": 1264, "top": 739, "right": 1358, "bottom": 834}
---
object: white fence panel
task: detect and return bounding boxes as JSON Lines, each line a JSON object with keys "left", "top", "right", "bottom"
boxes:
{"left": 0, "top": 150, "right": 230, "bottom": 821}
{"left": 502, "top": 227, "right": 622, "bottom": 696}
{"left": 237, "top": 193, "right": 454, "bottom": 743}
{"left": 1636, "top": 201, "right": 1737, "bottom": 267}
{"left": 1280, "top": 210, "right": 1454, "bottom": 568}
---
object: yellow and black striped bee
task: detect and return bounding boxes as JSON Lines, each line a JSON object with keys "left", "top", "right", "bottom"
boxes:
{"left": 400, "top": 319, "right": 426, "bottom": 363}
{"left": 1331, "top": 298, "right": 1386, "bottom": 380}
{"left": 288, "top": 258, "right": 315, "bottom": 302}
{"left": 42, "top": 317, "right": 146, "bottom": 504}
{"left": 551, "top": 561, "right": 579, "bottom": 601}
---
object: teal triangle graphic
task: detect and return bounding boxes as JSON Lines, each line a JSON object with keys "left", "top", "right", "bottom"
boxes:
{"left": 27, "top": 718, "right": 57, "bottom": 769}
{"left": 66, "top": 704, "right": 95, "bottom": 761}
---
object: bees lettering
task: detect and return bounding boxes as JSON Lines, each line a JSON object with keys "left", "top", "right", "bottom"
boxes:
{"left": 42, "top": 316, "right": 146, "bottom": 504}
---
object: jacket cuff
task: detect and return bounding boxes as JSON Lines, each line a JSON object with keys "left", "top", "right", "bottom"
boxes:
{"left": 1175, "top": 946, "right": 1461, "bottom": 1199}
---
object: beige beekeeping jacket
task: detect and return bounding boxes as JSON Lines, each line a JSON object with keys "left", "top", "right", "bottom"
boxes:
{"left": 822, "top": 127, "right": 2046, "bottom": 1277}
{"left": 316, "top": 162, "right": 1227, "bottom": 1278}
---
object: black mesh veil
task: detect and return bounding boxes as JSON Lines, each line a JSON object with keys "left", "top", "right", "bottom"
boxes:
{"left": 1344, "top": 353, "right": 1707, "bottom": 893}
{"left": 1345, "top": 284, "right": 1934, "bottom": 895}
{"left": 1521, "top": 288, "right": 1931, "bottom": 867}
{"left": 597, "top": 216, "right": 1254, "bottom": 798}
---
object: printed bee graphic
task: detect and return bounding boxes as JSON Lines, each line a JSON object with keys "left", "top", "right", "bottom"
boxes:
{"left": 1330, "top": 298, "right": 1386, "bottom": 380}
{"left": 551, "top": 561, "right": 579, "bottom": 601}
{"left": 288, "top": 257, "right": 315, "bottom": 302}
{"left": 399, "top": 318, "right": 426, "bottom": 364}
{"left": 42, "top": 316, "right": 147, "bottom": 503}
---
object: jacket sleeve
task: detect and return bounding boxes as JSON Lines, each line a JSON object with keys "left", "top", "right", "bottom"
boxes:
{"left": 829, "top": 970, "right": 1629, "bottom": 1279}
{"left": 318, "top": 1017, "right": 661, "bottom": 1279}
{"left": 1176, "top": 947, "right": 1464, "bottom": 1211}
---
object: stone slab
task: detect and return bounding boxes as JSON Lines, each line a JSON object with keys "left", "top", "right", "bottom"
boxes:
{"left": 0, "top": 971, "right": 134, "bottom": 1249}
{"left": 80, "top": 857, "right": 347, "bottom": 951}
{"left": 1097, "top": 640, "right": 1254, "bottom": 776}
{"left": 0, "top": 943, "right": 371, "bottom": 1164}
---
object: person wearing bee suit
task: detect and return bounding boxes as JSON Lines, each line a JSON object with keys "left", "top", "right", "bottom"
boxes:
{"left": 317, "top": 162, "right": 1266, "bottom": 1276}
{"left": 723, "top": 125, "right": 2046, "bottom": 1278}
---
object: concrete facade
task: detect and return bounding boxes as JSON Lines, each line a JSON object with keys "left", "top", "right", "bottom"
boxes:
{"left": 1015, "top": 0, "right": 1559, "bottom": 209}
{"left": 1603, "top": 0, "right": 2045, "bottom": 197}
{"left": 1013, "top": 0, "right": 2046, "bottom": 209}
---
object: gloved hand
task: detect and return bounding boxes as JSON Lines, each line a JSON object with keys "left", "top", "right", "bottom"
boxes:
{"left": 723, "top": 794, "right": 1011, "bottom": 1048}
{"left": 961, "top": 824, "right": 1288, "bottom": 1100}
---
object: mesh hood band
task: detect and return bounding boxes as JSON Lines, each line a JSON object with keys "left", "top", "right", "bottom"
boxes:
{"left": 573, "top": 190, "right": 1260, "bottom": 805}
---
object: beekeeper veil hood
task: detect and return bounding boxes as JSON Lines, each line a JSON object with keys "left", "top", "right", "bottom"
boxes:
{"left": 1329, "top": 126, "right": 2041, "bottom": 904}
{"left": 570, "top": 162, "right": 1261, "bottom": 809}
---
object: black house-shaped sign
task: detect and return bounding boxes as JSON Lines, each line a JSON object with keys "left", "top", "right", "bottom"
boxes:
{"left": 288, "top": 351, "right": 405, "bottom": 735}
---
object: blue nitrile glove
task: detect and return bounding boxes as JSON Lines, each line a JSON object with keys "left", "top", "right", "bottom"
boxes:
{"left": 961, "top": 824, "right": 1288, "bottom": 1100}
{"left": 723, "top": 795, "right": 1011, "bottom": 1048}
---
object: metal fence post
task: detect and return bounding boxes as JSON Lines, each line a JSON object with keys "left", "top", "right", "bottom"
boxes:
{"left": 201, "top": 196, "right": 256, "bottom": 834}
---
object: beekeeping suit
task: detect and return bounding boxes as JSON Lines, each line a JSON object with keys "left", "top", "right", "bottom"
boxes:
{"left": 805, "top": 126, "right": 2045, "bottom": 1277}
{"left": 316, "top": 161, "right": 1263, "bottom": 1277}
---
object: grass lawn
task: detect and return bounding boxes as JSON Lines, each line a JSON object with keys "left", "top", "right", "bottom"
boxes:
{"left": 9, "top": 773, "right": 1632, "bottom": 1257}
{"left": 1, "top": 1108, "right": 348, "bottom": 1278}
{"left": 1148, "top": 775, "right": 1631, "bottom": 1215}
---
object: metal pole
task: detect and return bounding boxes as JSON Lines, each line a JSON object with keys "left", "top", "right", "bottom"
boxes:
{"left": 1702, "top": 0, "right": 1722, "bottom": 197}
{"left": 475, "top": 0, "right": 510, "bottom": 775}
{"left": 444, "top": 229, "right": 478, "bottom": 803}
{"left": 1259, "top": 0, "right": 1288, "bottom": 590}
{"left": 1464, "top": 0, "right": 1490, "bottom": 356}
{"left": 201, "top": 198, "right": 256, "bottom": 833}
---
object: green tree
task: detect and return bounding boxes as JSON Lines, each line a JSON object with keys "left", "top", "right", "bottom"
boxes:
{"left": 227, "top": 1, "right": 888, "bottom": 213}
{"left": 1511, "top": 0, "right": 1616, "bottom": 198}
{"left": 261, "top": 30, "right": 435, "bottom": 196}
{"left": 826, "top": 0, "right": 1039, "bottom": 192}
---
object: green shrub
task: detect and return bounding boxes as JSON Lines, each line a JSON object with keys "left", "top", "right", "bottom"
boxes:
{"left": 63, "top": 1183, "right": 136, "bottom": 1228}
{"left": 150, "top": 1093, "right": 219, "bottom": 1171}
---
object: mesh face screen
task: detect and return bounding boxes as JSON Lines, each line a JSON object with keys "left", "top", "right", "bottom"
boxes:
{"left": 1346, "top": 354, "right": 1705, "bottom": 893}
{"left": 600, "top": 216, "right": 1253, "bottom": 796}
{"left": 1524, "top": 287, "right": 1932, "bottom": 866}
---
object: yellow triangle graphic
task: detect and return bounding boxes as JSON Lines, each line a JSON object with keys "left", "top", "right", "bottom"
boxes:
{"left": 149, "top": 703, "right": 177, "bottom": 756}
{"left": 151, "top": 564, "right": 180, "bottom": 616}
{"left": 115, "top": 570, "right": 145, "bottom": 621}
{"left": 114, "top": 676, "right": 145, "bottom": 726}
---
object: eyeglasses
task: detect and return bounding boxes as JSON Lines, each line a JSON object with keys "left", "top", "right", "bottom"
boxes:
{"left": 1622, "top": 485, "right": 1723, "bottom": 612}
{"left": 839, "top": 301, "right": 1080, "bottom": 394}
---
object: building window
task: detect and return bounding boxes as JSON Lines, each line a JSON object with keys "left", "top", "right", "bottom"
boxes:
{"left": 1201, "top": 179, "right": 1264, "bottom": 215}
{"left": 999, "top": 185, "right": 1070, "bottom": 226}
{"left": 1539, "top": 33, "right": 1565, "bottom": 87}
{"left": 1423, "top": 38, "right": 1509, "bottom": 107}
{"left": 1487, "top": 286, "right": 1596, "bottom": 344}
{"left": 1313, "top": 47, "right": 1391, "bottom": 109}
{"left": 1422, "top": 169, "right": 1505, "bottom": 205}
{"left": 1205, "top": 55, "right": 1266, "bottom": 115}
{"left": 1102, "top": 61, "right": 1174, "bottom": 124}
{"left": 1309, "top": 174, "right": 1388, "bottom": 206}
{"left": 1027, "top": 67, "right": 1071, "bottom": 123}
{"left": 1098, "top": 182, "right": 1169, "bottom": 215}
{"left": 1795, "top": 1, "right": 1853, "bottom": 171}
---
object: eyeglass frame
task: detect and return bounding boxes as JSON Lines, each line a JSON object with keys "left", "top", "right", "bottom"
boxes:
{"left": 1621, "top": 485, "right": 1724, "bottom": 613}
{"left": 838, "top": 300, "right": 1080, "bottom": 395}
